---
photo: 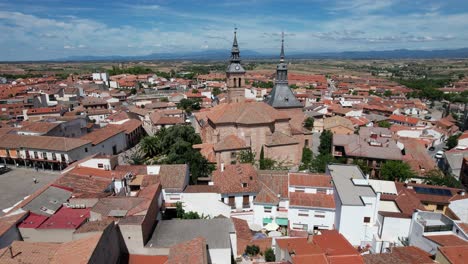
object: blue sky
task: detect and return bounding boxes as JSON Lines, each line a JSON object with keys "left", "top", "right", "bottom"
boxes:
{"left": 1, "top": 0, "right": 467, "bottom": 60}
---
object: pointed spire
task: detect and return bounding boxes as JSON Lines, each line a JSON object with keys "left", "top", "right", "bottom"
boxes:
{"left": 280, "top": 31, "right": 285, "bottom": 62}
{"left": 233, "top": 27, "right": 238, "bottom": 48}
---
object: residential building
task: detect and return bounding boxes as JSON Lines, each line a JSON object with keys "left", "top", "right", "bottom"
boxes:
{"left": 327, "top": 164, "right": 380, "bottom": 247}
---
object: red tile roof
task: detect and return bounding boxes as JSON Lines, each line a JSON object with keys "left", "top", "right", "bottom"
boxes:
{"left": 438, "top": 245, "right": 468, "bottom": 264}
{"left": 37, "top": 207, "right": 89, "bottom": 229}
{"left": 18, "top": 213, "right": 48, "bottom": 229}
{"left": 289, "top": 192, "right": 335, "bottom": 209}
{"left": 389, "top": 114, "right": 419, "bottom": 125}
{"left": 80, "top": 126, "right": 125, "bottom": 145}
{"left": 289, "top": 173, "right": 332, "bottom": 188}
{"left": 363, "top": 246, "right": 435, "bottom": 264}
{"left": 0, "top": 240, "right": 61, "bottom": 264}
{"left": 128, "top": 255, "right": 168, "bottom": 264}
{"left": 168, "top": 237, "right": 207, "bottom": 264}
{"left": 212, "top": 164, "right": 260, "bottom": 194}
{"left": 424, "top": 234, "right": 468, "bottom": 247}
{"left": 213, "top": 134, "right": 249, "bottom": 151}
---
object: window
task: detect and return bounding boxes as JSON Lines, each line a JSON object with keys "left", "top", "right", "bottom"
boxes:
{"left": 231, "top": 152, "right": 237, "bottom": 158}
{"left": 97, "top": 163, "right": 104, "bottom": 168}
{"left": 228, "top": 197, "right": 235, "bottom": 208}
{"left": 436, "top": 204, "right": 444, "bottom": 211}
{"left": 295, "top": 187, "right": 305, "bottom": 193}
{"left": 34, "top": 151, "right": 38, "bottom": 159}
{"left": 298, "top": 210, "right": 309, "bottom": 217}
{"left": 85, "top": 148, "right": 88, "bottom": 153}
{"left": 61, "top": 154, "right": 66, "bottom": 162}
{"left": 293, "top": 223, "right": 308, "bottom": 231}
{"left": 363, "top": 217, "right": 371, "bottom": 223}
{"left": 52, "top": 153, "right": 57, "bottom": 160}
{"left": 305, "top": 139, "right": 309, "bottom": 146}
{"left": 242, "top": 182, "right": 248, "bottom": 188}
{"left": 264, "top": 206, "right": 272, "bottom": 213}
{"left": 42, "top": 152, "right": 47, "bottom": 160}
{"left": 315, "top": 214, "right": 325, "bottom": 218}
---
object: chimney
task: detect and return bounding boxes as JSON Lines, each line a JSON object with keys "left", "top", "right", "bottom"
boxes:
{"left": 8, "top": 246, "right": 13, "bottom": 259}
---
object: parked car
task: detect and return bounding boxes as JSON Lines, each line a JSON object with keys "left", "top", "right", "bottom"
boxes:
{"left": 0, "top": 165, "right": 11, "bottom": 175}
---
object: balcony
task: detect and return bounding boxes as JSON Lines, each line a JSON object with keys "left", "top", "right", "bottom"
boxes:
{"left": 242, "top": 203, "right": 251, "bottom": 209}
{"left": 416, "top": 212, "right": 454, "bottom": 233}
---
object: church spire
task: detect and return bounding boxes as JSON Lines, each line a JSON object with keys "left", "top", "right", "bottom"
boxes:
{"left": 280, "top": 31, "right": 285, "bottom": 63}
{"left": 230, "top": 28, "right": 240, "bottom": 62}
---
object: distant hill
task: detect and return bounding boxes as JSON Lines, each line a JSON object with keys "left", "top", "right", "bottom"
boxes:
{"left": 54, "top": 48, "right": 468, "bottom": 62}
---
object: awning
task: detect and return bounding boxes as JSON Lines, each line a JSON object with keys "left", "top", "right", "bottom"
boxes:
{"left": 263, "top": 217, "right": 273, "bottom": 224}
{"left": 276, "top": 218, "right": 288, "bottom": 226}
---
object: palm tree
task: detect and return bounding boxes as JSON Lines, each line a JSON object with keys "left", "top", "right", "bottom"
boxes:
{"left": 139, "top": 136, "right": 160, "bottom": 158}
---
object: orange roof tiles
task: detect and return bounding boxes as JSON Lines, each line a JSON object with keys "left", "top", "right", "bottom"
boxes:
{"left": 389, "top": 114, "right": 419, "bottom": 125}
{"left": 128, "top": 255, "right": 168, "bottom": 264}
{"left": 424, "top": 234, "right": 468, "bottom": 247}
{"left": 0, "top": 241, "right": 60, "bottom": 264}
{"left": 289, "top": 192, "right": 335, "bottom": 209}
{"left": 167, "top": 237, "right": 208, "bottom": 264}
{"left": 438, "top": 245, "right": 468, "bottom": 264}
{"left": 50, "top": 233, "right": 102, "bottom": 264}
{"left": 363, "top": 246, "right": 435, "bottom": 264}
{"left": 289, "top": 173, "right": 332, "bottom": 188}
{"left": 212, "top": 164, "right": 260, "bottom": 194}
{"left": 80, "top": 126, "right": 125, "bottom": 145}
{"left": 206, "top": 101, "right": 290, "bottom": 125}
{"left": 213, "top": 134, "right": 249, "bottom": 151}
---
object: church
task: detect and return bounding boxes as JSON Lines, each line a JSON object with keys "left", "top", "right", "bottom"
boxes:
{"left": 194, "top": 30, "right": 311, "bottom": 168}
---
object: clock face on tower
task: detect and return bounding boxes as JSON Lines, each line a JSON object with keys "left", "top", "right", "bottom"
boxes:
{"left": 235, "top": 66, "right": 240, "bottom": 70}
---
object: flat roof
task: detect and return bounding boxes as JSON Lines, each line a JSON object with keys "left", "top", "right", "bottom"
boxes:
{"left": 327, "top": 164, "right": 376, "bottom": 206}
{"left": 146, "top": 219, "right": 235, "bottom": 249}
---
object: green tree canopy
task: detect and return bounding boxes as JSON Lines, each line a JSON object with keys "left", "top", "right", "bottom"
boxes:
{"left": 304, "top": 117, "right": 314, "bottom": 130}
{"left": 380, "top": 160, "right": 414, "bottom": 181}
{"left": 237, "top": 150, "right": 256, "bottom": 165}
{"left": 177, "top": 98, "right": 201, "bottom": 114}
{"left": 446, "top": 134, "right": 460, "bottom": 150}
{"left": 299, "top": 147, "right": 313, "bottom": 170}
{"left": 424, "top": 169, "right": 462, "bottom": 188}
{"left": 318, "top": 130, "right": 333, "bottom": 155}
{"left": 264, "top": 248, "right": 275, "bottom": 262}
{"left": 378, "top": 120, "right": 392, "bottom": 128}
{"left": 139, "top": 126, "right": 214, "bottom": 183}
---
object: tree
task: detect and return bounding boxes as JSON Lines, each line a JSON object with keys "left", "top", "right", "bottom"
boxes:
{"left": 130, "top": 88, "right": 137, "bottom": 95}
{"left": 175, "top": 202, "right": 209, "bottom": 219}
{"left": 353, "top": 159, "right": 371, "bottom": 175}
{"left": 384, "top": 90, "right": 393, "bottom": 97}
{"left": 424, "top": 169, "right": 462, "bottom": 188}
{"left": 378, "top": 120, "right": 392, "bottom": 128}
{"left": 139, "top": 126, "right": 214, "bottom": 183}
{"left": 310, "top": 153, "right": 336, "bottom": 173}
{"left": 238, "top": 150, "right": 255, "bottom": 164}
{"left": 304, "top": 117, "right": 314, "bottom": 130}
{"left": 212, "top": 87, "right": 222, "bottom": 96}
{"left": 191, "top": 88, "right": 199, "bottom": 94}
{"left": 259, "top": 146, "right": 266, "bottom": 170}
{"left": 245, "top": 245, "right": 260, "bottom": 256}
{"left": 299, "top": 147, "right": 313, "bottom": 170}
{"left": 264, "top": 248, "right": 275, "bottom": 262}
{"left": 318, "top": 130, "right": 333, "bottom": 155}
{"left": 446, "top": 134, "right": 460, "bottom": 150}
{"left": 380, "top": 160, "right": 414, "bottom": 181}
{"left": 160, "top": 97, "right": 169, "bottom": 102}
{"left": 177, "top": 98, "right": 201, "bottom": 114}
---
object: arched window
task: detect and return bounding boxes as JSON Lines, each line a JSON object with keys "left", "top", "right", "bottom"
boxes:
{"left": 238, "top": 78, "right": 241, "bottom": 87}
{"left": 233, "top": 78, "right": 237, "bottom": 87}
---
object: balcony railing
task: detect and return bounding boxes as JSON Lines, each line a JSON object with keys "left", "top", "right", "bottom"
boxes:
{"left": 424, "top": 224, "right": 453, "bottom": 233}
{"left": 242, "top": 203, "right": 250, "bottom": 209}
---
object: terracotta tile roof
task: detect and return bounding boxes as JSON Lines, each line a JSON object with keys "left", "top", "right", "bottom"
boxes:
{"left": 438, "top": 245, "right": 468, "bottom": 264}
{"left": 167, "top": 237, "right": 208, "bottom": 264}
{"left": 91, "top": 197, "right": 146, "bottom": 218}
{"left": 213, "top": 135, "right": 249, "bottom": 151}
{"left": 363, "top": 246, "right": 435, "bottom": 264}
{"left": 107, "top": 119, "right": 142, "bottom": 134}
{"left": 54, "top": 171, "right": 113, "bottom": 197}
{"left": 128, "top": 255, "right": 168, "bottom": 264}
{"left": 324, "top": 116, "right": 354, "bottom": 130}
{"left": 266, "top": 131, "right": 299, "bottom": 146}
{"left": 81, "top": 97, "right": 108, "bottom": 106}
{"left": 289, "top": 192, "right": 335, "bottom": 209}
{"left": 184, "top": 185, "right": 220, "bottom": 193}
{"left": 328, "top": 255, "right": 364, "bottom": 264}
{"left": 18, "top": 121, "right": 60, "bottom": 134}
{"left": 27, "top": 106, "right": 62, "bottom": 115}
{"left": 50, "top": 233, "right": 102, "bottom": 264}
{"left": 289, "top": 173, "right": 332, "bottom": 188}
{"left": 389, "top": 114, "right": 419, "bottom": 125}
{"left": 18, "top": 213, "right": 48, "bottom": 229}
{"left": 424, "top": 234, "right": 468, "bottom": 247}
{"left": 0, "top": 134, "right": 91, "bottom": 152}
{"left": 400, "top": 138, "right": 436, "bottom": 176}
{"left": 80, "top": 126, "right": 125, "bottom": 145}
{"left": 292, "top": 254, "right": 328, "bottom": 264}
{"left": 212, "top": 164, "right": 260, "bottom": 194}
{"left": 276, "top": 237, "right": 324, "bottom": 255}
{"left": 255, "top": 170, "right": 288, "bottom": 205}
{"left": 193, "top": 143, "right": 216, "bottom": 163}
{"left": 313, "top": 230, "right": 359, "bottom": 256}
{"left": 150, "top": 112, "right": 185, "bottom": 125}
{"left": 206, "top": 102, "right": 290, "bottom": 125}
{"left": 0, "top": 241, "right": 61, "bottom": 264}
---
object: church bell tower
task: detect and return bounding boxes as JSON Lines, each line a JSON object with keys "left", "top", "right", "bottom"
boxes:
{"left": 226, "top": 28, "right": 246, "bottom": 103}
